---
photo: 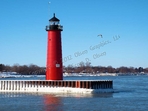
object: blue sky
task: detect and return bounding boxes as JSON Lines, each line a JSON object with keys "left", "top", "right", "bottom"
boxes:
{"left": 0, "top": 0, "right": 148, "bottom": 68}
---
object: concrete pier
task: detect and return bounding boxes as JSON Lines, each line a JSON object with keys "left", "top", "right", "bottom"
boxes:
{"left": 0, "top": 80, "right": 113, "bottom": 93}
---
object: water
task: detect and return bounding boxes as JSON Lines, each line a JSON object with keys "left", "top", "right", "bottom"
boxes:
{"left": 0, "top": 75, "right": 148, "bottom": 111}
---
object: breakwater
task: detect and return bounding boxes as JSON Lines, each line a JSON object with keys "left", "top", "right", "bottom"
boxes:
{"left": 0, "top": 80, "right": 113, "bottom": 93}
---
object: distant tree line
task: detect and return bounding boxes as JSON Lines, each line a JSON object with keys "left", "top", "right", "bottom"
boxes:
{"left": 0, "top": 64, "right": 45, "bottom": 75}
{"left": 0, "top": 62, "right": 148, "bottom": 75}
{"left": 63, "top": 62, "right": 147, "bottom": 74}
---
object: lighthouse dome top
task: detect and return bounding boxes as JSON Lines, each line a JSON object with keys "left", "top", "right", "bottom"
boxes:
{"left": 49, "top": 13, "right": 60, "bottom": 22}
{"left": 45, "top": 13, "right": 63, "bottom": 31}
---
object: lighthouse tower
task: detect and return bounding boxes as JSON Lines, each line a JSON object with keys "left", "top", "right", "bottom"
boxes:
{"left": 45, "top": 13, "right": 63, "bottom": 80}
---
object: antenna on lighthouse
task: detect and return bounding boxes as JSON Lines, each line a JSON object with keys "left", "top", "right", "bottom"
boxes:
{"left": 48, "top": 2, "right": 51, "bottom": 18}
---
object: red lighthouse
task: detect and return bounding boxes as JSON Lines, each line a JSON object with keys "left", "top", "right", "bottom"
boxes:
{"left": 45, "top": 13, "right": 63, "bottom": 80}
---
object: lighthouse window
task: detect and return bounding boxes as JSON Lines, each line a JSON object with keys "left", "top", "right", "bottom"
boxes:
{"left": 50, "top": 22, "right": 54, "bottom": 25}
{"left": 50, "top": 21, "right": 59, "bottom": 25}
{"left": 56, "top": 64, "right": 60, "bottom": 67}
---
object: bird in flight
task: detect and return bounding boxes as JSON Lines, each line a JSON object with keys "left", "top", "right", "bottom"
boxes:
{"left": 97, "top": 34, "right": 103, "bottom": 38}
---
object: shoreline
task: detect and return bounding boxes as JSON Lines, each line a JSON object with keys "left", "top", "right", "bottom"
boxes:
{"left": 0, "top": 72, "right": 148, "bottom": 78}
